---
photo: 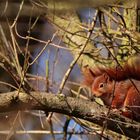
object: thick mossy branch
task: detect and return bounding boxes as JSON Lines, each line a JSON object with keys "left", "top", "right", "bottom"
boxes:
{"left": 0, "top": 91, "right": 139, "bottom": 139}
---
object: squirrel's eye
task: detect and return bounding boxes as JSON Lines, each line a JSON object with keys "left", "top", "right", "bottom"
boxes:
{"left": 99, "top": 83, "right": 104, "bottom": 88}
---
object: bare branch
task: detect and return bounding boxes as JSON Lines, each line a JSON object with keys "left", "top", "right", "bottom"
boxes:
{"left": 0, "top": 91, "right": 139, "bottom": 139}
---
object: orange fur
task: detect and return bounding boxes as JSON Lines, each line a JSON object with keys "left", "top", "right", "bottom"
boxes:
{"left": 83, "top": 55, "right": 140, "bottom": 120}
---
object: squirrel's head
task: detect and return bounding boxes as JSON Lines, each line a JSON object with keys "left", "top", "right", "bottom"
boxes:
{"left": 91, "top": 73, "right": 114, "bottom": 97}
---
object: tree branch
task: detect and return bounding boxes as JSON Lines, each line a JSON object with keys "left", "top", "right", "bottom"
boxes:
{"left": 0, "top": 91, "right": 139, "bottom": 139}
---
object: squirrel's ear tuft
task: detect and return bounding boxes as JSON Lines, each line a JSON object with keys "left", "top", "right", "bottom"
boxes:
{"left": 82, "top": 65, "right": 95, "bottom": 77}
{"left": 82, "top": 66, "right": 95, "bottom": 86}
{"left": 82, "top": 66, "right": 107, "bottom": 86}
{"left": 103, "top": 73, "right": 113, "bottom": 82}
{"left": 89, "top": 68, "right": 96, "bottom": 77}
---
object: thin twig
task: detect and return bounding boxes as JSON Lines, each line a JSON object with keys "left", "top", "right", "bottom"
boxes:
{"left": 57, "top": 10, "right": 99, "bottom": 94}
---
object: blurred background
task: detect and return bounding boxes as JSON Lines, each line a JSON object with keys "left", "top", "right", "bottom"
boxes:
{"left": 0, "top": 0, "right": 138, "bottom": 140}
{"left": 0, "top": 0, "right": 97, "bottom": 140}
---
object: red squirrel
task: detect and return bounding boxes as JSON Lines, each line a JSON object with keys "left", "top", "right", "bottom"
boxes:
{"left": 83, "top": 55, "right": 140, "bottom": 120}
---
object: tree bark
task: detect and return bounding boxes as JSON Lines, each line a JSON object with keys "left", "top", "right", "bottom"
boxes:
{"left": 0, "top": 90, "right": 139, "bottom": 139}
